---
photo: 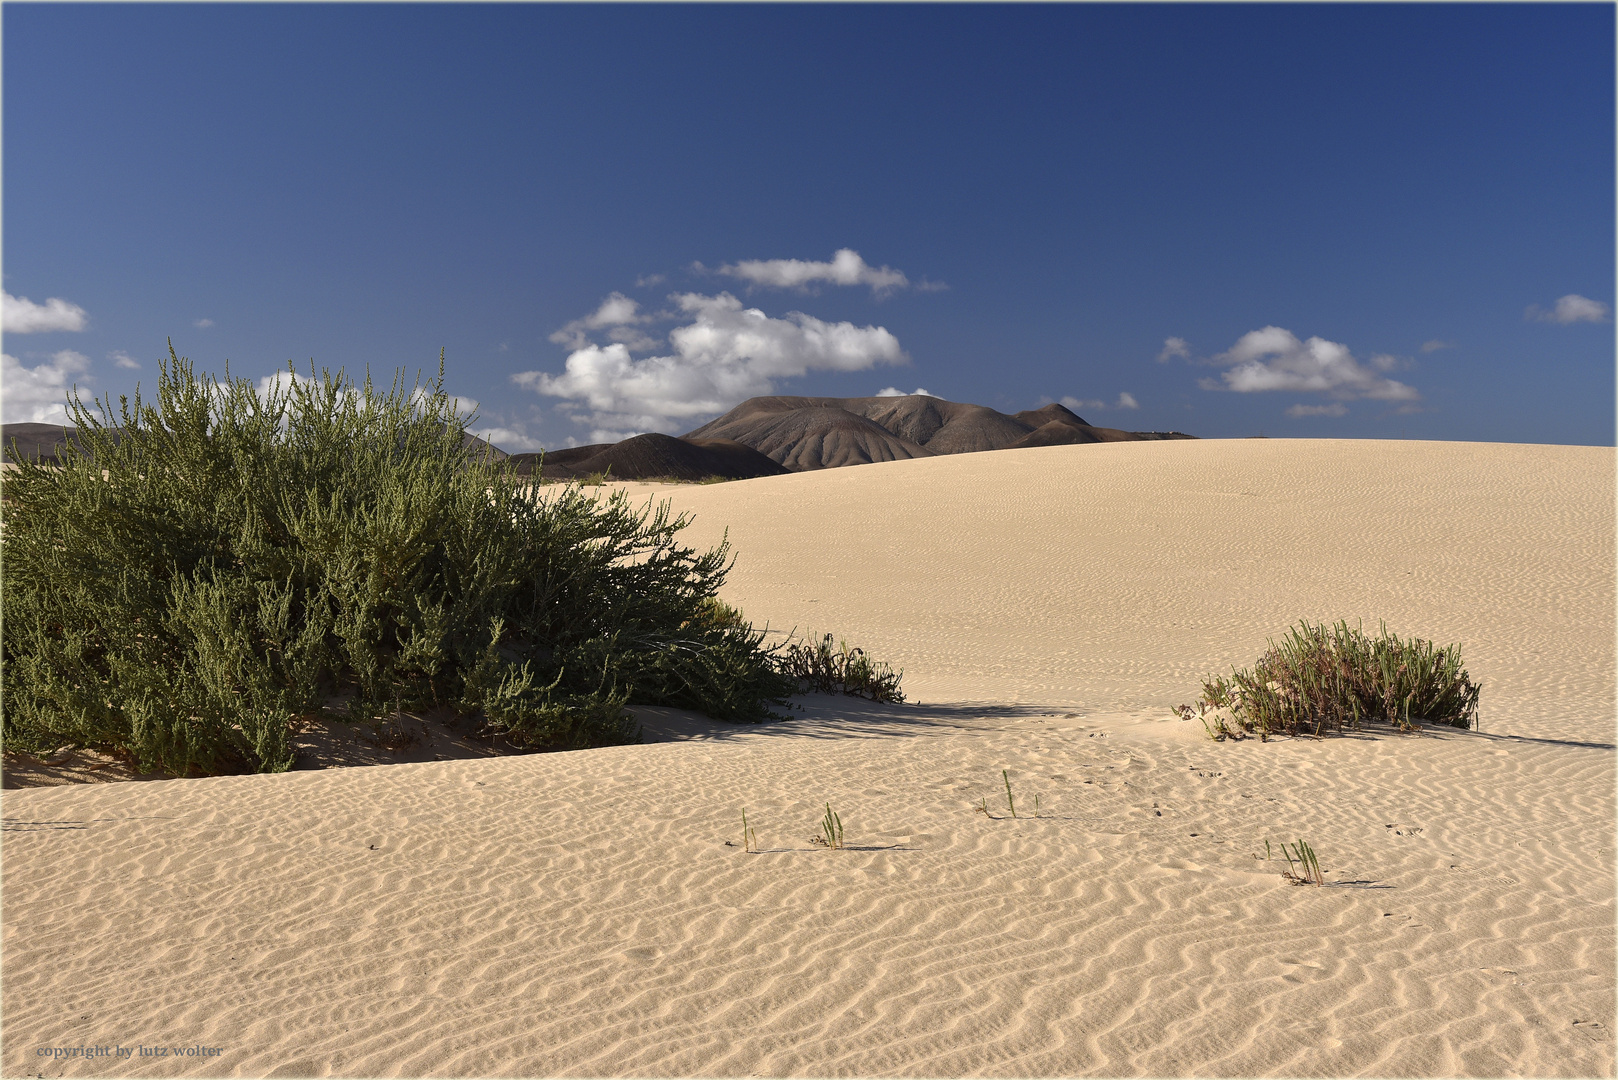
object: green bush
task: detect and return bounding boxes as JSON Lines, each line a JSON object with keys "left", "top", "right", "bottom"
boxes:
{"left": 1, "top": 348, "right": 794, "bottom": 776}
{"left": 1179, "top": 620, "right": 1480, "bottom": 739}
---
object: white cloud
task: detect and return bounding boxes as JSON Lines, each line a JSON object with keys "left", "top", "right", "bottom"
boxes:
{"left": 605, "top": 326, "right": 664, "bottom": 353}
{"left": 1157, "top": 337, "right": 1190, "bottom": 363}
{"left": 2, "top": 350, "right": 91, "bottom": 423}
{"left": 1287, "top": 403, "right": 1348, "bottom": 418}
{"left": 1059, "top": 393, "right": 1136, "bottom": 412}
{"left": 548, "top": 292, "right": 655, "bottom": 350}
{"left": 875, "top": 386, "right": 936, "bottom": 398}
{"left": 239, "top": 371, "right": 477, "bottom": 424}
{"left": 1060, "top": 396, "right": 1104, "bottom": 412}
{"left": 110, "top": 350, "right": 141, "bottom": 370}
{"left": 635, "top": 273, "right": 666, "bottom": 288}
{"left": 469, "top": 426, "right": 544, "bottom": 453}
{"left": 253, "top": 370, "right": 319, "bottom": 400}
{"left": 516, "top": 291, "right": 907, "bottom": 437}
{"left": 1526, "top": 294, "right": 1610, "bottom": 325}
{"left": 717, "top": 249, "right": 919, "bottom": 296}
{"left": 3, "top": 291, "right": 88, "bottom": 333}
{"left": 1419, "top": 340, "right": 1453, "bottom": 354}
{"left": 1201, "top": 326, "right": 1419, "bottom": 402}
{"left": 194, "top": 318, "right": 215, "bottom": 328}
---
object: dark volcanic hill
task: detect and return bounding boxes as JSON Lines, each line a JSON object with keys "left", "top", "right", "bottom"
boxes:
{"left": 506, "top": 433, "right": 788, "bottom": 483}
{"left": 5, "top": 397, "right": 1191, "bottom": 481}
{"left": 684, "top": 395, "right": 1194, "bottom": 470}
{"left": 1, "top": 423, "right": 102, "bottom": 462}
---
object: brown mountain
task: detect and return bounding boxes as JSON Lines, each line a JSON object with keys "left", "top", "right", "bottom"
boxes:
{"left": 683, "top": 395, "right": 1193, "bottom": 470}
{"left": 505, "top": 433, "right": 788, "bottom": 483}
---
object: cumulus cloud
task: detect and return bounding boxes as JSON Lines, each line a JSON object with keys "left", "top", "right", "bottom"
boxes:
{"left": 1525, "top": 294, "right": 1610, "bottom": 325}
{"left": 1059, "top": 393, "right": 1137, "bottom": 412}
{"left": 548, "top": 292, "right": 658, "bottom": 351}
{"left": 194, "top": 318, "right": 215, "bottom": 328}
{"left": 1287, "top": 402, "right": 1348, "bottom": 418}
{"left": 1419, "top": 340, "right": 1453, "bottom": 354}
{"left": 516, "top": 291, "right": 907, "bottom": 440}
{"left": 1200, "top": 326, "right": 1419, "bottom": 402}
{"left": 469, "top": 426, "right": 545, "bottom": 453}
{"left": 109, "top": 350, "right": 141, "bottom": 369}
{"left": 1157, "top": 337, "right": 1190, "bottom": 363}
{"left": 3, "top": 291, "right": 88, "bottom": 333}
{"left": 2, "top": 350, "right": 91, "bottom": 423}
{"left": 716, "top": 249, "right": 933, "bottom": 296}
{"left": 605, "top": 326, "right": 664, "bottom": 352}
{"left": 238, "top": 370, "right": 478, "bottom": 424}
{"left": 875, "top": 386, "right": 936, "bottom": 398}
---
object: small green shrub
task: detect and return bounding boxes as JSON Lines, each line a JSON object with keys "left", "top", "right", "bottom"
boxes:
{"left": 1, "top": 348, "right": 794, "bottom": 776}
{"left": 1178, "top": 620, "right": 1480, "bottom": 739}
{"left": 777, "top": 632, "right": 905, "bottom": 703}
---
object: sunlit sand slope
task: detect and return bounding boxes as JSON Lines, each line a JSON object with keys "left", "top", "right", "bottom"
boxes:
{"left": 4, "top": 438, "right": 1612, "bottom": 1078}
{"left": 620, "top": 438, "right": 1614, "bottom": 743}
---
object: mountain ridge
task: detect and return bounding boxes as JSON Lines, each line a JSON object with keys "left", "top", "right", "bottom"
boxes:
{"left": 3, "top": 395, "right": 1193, "bottom": 480}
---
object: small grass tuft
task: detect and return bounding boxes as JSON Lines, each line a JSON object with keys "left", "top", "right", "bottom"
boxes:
{"left": 1276, "top": 839, "right": 1324, "bottom": 887}
{"left": 1002, "top": 769, "right": 1018, "bottom": 819}
{"left": 809, "top": 802, "right": 844, "bottom": 849}
{"left": 741, "top": 808, "right": 758, "bottom": 853}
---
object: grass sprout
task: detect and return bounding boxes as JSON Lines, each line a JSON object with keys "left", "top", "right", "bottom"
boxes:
{"left": 810, "top": 802, "right": 844, "bottom": 849}
{"left": 1003, "top": 769, "right": 1018, "bottom": 819}
{"left": 742, "top": 808, "right": 758, "bottom": 854}
{"left": 1277, "top": 839, "right": 1324, "bottom": 887}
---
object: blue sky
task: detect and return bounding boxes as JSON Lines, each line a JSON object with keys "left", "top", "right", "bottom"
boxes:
{"left": 5, "top": 3, "right": 1613, "bottom": 449}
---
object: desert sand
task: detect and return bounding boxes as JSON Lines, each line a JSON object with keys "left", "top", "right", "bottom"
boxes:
{"left": 4, "top": 437, "right": 1614, "bottom": 1077}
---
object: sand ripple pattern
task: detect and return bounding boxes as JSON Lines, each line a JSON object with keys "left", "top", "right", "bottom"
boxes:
{"left": 5, "top": 708, "right": 1612, "bottom": 1077}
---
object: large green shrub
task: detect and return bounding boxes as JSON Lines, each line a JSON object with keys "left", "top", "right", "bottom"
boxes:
{"left": 1, "top": 348, "right": 794, "bottom": 776}
{"left": 1179, "top": 620, "right": 1481, "bottom": 739}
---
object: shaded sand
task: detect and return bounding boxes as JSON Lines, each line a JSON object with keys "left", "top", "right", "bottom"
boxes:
{"left": 4, "top": 438, "right": 1614, "bottom": 1077}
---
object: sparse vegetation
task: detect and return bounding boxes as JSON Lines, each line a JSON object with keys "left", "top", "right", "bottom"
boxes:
{"left": 777, "top": 632, "right": 905, "bottom": 703}
{"left": 1177, "top": 620, "right": 1480, "bottom": 740}
{"left": 741, "top": 808, "right": 758, "bottom": 853}
{"left": 1003, "top": 769, "right": 1018, "bottom": 819}
{"left": 1274, "top": 839, "right": 1325, "bottom": 887}
{"left": 1, "top": 348, "right": 796, "bottom": 777}
{"left": 810, "top": 802, "right": 844, "bottom": 849}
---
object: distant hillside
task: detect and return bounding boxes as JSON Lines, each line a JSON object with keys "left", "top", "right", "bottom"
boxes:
{"left": 506, "top": 433, "right": 788, "bottom": 483}
{"left": 683, "top": 395, "right": 1194, "bottom": 471}
{"left": 6, "top": 398, "right": 1192, "bottom": 480}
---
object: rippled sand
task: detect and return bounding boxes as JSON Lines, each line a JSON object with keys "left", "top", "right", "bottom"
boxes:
{"left": 4, "top": 438, "right": 1613, "bottom": 1077}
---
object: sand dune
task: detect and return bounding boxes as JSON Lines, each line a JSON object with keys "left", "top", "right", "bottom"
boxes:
{"left": 4, "top": 438, "right": 1613, "bottom": 1077}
